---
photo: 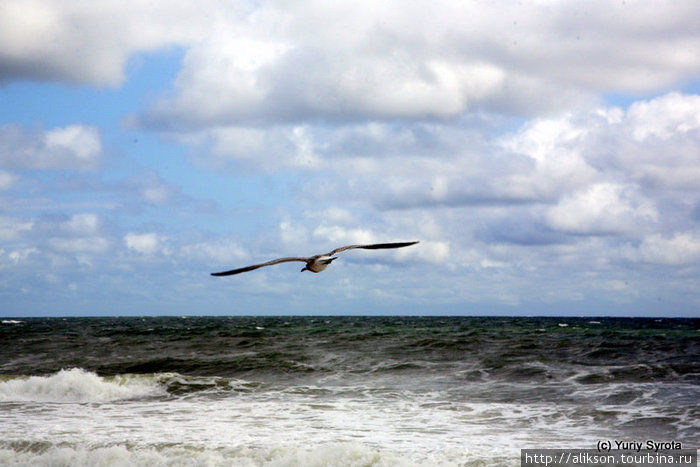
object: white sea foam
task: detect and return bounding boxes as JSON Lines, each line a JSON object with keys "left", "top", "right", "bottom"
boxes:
{"left": 0, "top": 442, "right": 483, "bottom": 467}
{"left": 1, "top": 374, "right": 686, "bottom": 466}
{"left": 1, "top": 320, "right": 22, "bottom": 324}
{"left": 0, "top": 368, "right": 162, "bottom": 403}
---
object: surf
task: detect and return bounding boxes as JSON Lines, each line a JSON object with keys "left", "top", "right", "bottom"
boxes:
{"left": 0, "top": 368, "right": 162, "bottom": 403}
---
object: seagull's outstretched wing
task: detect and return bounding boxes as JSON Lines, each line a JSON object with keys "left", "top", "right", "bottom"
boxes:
{"left": 326, "top": 241, "right": 419, "bottom": 256}
{"left": 211, "top": 241, "right": 419, "bottom": 276}
{"left": 211, "top": 257, "right": 309, "bottom": 276}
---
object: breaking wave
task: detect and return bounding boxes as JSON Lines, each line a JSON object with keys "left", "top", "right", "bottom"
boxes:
{"left": 0, "top": 441, "right": 489, "bottom": 467}
{"left": 0, "top": 368, "right": 162, "bottom": 403}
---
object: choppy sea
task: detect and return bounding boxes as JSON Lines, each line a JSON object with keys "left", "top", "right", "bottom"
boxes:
{"left": 0, "top": 316, "right": 698, "bottom": 466}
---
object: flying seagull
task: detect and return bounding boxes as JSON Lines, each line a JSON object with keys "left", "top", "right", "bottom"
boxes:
{"left": 211, "top": 241, "right": 419, "bottom": 276}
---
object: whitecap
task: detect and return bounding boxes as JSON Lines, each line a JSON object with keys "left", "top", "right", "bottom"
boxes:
{"left": 1, "top": 320, "right": 22, "bottom": 324}
{"left": 0, "top": 368, "right": 162, "bottom": 403}
{"left": 0, "top": 442, "right": 452, "bottom": 467}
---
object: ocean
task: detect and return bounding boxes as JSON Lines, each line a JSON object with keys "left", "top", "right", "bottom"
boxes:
{"left": 0, "top": 316, "right": 698, "bottom": 466}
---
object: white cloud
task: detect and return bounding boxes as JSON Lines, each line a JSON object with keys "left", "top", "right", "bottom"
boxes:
{"left": 7, "top": 247, "right": 39, "bottom": 264}
{"left": 0, "top": 0, "right": 232, "bottom": 86}
{"left": 205, "top": 126, "right": 307, "bottom": 169}
{"left": 0, "top": 124, "right": 101, "bottom": 170}
{"left": 626, "top": 93, "right": 700, "bottom": 141}
{"left": 502, "top": 115, "right": 599, "bottom": 198}
{"left": 44, "top": 214, "right": 110, "bottom": 255}
{"left": 62, "top": 213, "right": 100, "bottom": 235}
{"left": 0, "top": 0, "right": 700, "bottom": 128}
{"left": 126, "top": 0, "right": 700, "bottom": 127}
{"left": 586, "top": 93, "right": 700, "bottom": 191}
{"left": 409, "top": 240, "right": 450, "bottom": 264}
{"left": 49, "top": 236, "right": 110, "bottom": 254}
{"left": 0, "top": 216, "right": 34, "bottom": 241}
{"left": 622, "top": 233, "right": 700, "bottom": 266}
{"left": 2, "top": 1, "right": 696, "bottom": 123}
{"left": 194, "top": 92, "right": 697, "bottom": 218}
{"left": 124, "top": 232, "right": 169, "bottom": 256}
{"left": 546, "top": 183, "right": 658, "bottom": 235}
{"left": 312, "top": 225, "right": 376, "bottom": 246}
{"left": 45, "top": 125, "right": 101, "bottom": 161}
{"left": 142, "top": 186, "right": 171, "bottom": 204}
{"left": 127, "top": 171, "right": 177, "bottom": 205}
{"left": 277, "top": 93, "right": 697, "bottom": 218}
{"left": 180, "top": 239, "right": 249, "bottom": 269}
{"left": 0, "top": 247, "right": 39, "bottom": 274}
{"left": 0, "top": 170, "right": 17, "bottom": 190}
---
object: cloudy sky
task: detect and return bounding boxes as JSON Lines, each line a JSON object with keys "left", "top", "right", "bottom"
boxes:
{"left": 1, "top": 0, "right": 699, "bottom": 317}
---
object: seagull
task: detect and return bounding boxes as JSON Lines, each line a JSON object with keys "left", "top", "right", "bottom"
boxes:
{"left": 211, "top": 241, "right": 419, "bottom": 276}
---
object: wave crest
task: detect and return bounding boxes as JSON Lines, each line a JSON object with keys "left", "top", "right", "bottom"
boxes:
{"left": 0, "top": 368, "right": 162, "bottom": 403}
{"left": 0, "top": 442, "right": 446, "bottom": 467}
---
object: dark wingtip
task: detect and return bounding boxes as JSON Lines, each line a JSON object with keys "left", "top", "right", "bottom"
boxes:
{"left": 211, "top": 270, "right": 239, "bottom": 277}
{"left": 362, "top": 241, "right": 420, "bottom": 250}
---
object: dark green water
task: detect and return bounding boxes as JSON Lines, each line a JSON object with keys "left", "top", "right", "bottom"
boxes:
{"left": 1, "top": 316, "right": 698, "bottom": 465}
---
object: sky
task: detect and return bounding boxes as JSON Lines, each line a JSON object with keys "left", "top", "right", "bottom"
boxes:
{"left": 0, "top": 0, "right": 699, "bottom": 317}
